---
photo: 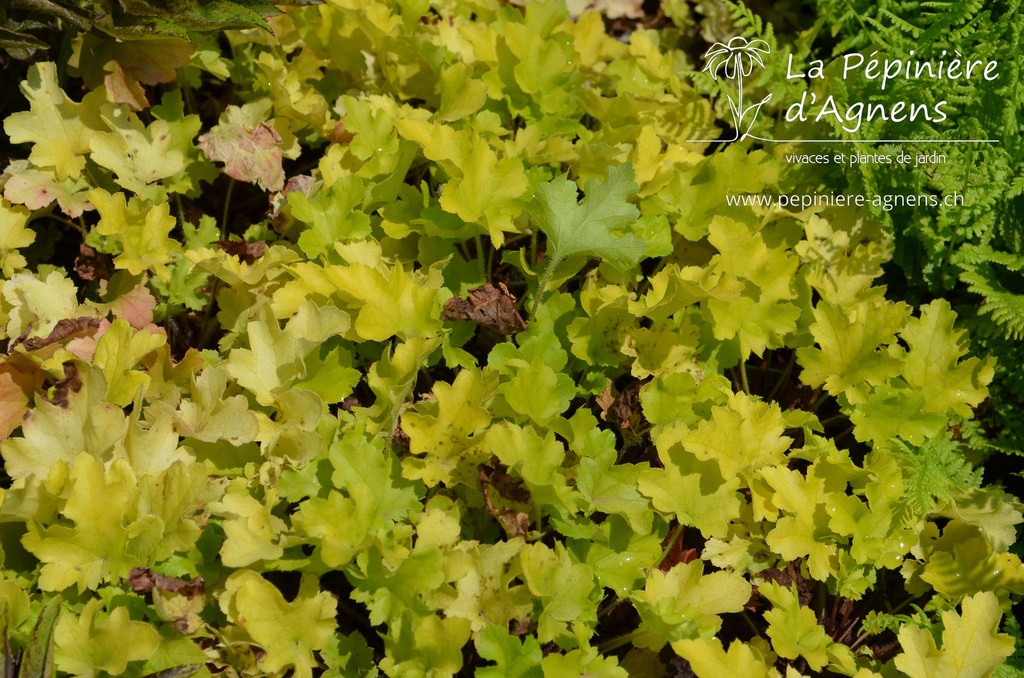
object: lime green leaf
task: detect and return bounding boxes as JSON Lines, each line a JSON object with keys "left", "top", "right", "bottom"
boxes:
{"left": 633, "top": 560, "right": 752, "bottom": 650}
{"left": 899, "top": 299, "right": 994, "bottom": 417}
{"left": 1, "top": 365, "right": 125, "bottom": 481}
{"left": 55, "top": 598, "right": 161, "bottom": 676}
{"left": 760, "top": 465, "right": 838, "bottom": 581}
{"left": 487, "top": 423, "right": 579, "bottom": 516}
{"left": 439, "top": 134, "right": 529, "bottom": 246}
{"left": 89, "top": 109, "right": 189, "bottom": 196}
{"left": 329, "top": 424, "right": 423, "bottom": 529}
{"left": 520, "top": 542, "right": 598, "bottom": 645}
{"left": 226, "top": 303, "right": 349, "bottom": 406}
{"left": 3, "top": 63, "right": 105, "bottom": 180}
{"left": 402, "top": 367, "right": 493, "bottom": 487}
{"left": 705, "top": 217, "right": 802, "bottom": 358}
{"left": 221, "top": 571, "right": 337, "bottom": 678}
{"left": 380, "top": 614, "right": 472, "bottom": 677}
{"left": 295, "top": 343, "right": 362, "bottom": 405}
{"left": 570, "top": 516, "right": 662, "bottom": 596}
{"left": 447, "top": 539, "right": 534, "bottom": 632}
{"left": 540, "top": 647, "right": 628, "bottom": 677}
{"left": 290, "top": 176, "right": 372, "bottom": 258}
{"left": 761, "top": 581, "right": 830, "bottom": 672}
{"left": 209, "top": 482, "right": 288, "bottom": 567}
{"left": 638, "top": 441, "right": 742, "bottom": 539}
{"left": 90, "top": 189, "right": 181, "bottom": 282}
{"left": 23, "top": 456, "right": 146, "bottom": 592}
{"left": 348, "top": 546, "right": 446, "bottom": 626}
{"left": 293, "top": 489, "right": 373, "bottom": 568}
{"left": 797, "top": 299, "right": 908, "bottom": 404}
{"left": 3, "top": 269, "right": 82, "bottom": 340}
{"left": 576, "top": 449, "right": 652, "bottom": 534}
{"left": 92, "top": 319, "right": 165, "bottom": 407}
{"left": 533, "top": 164, "right": 645, "bottom": 272}
{"left": 672, "top": 638, "right": 778, "bottom": 678}
{"left": 686, "top": 392, "right": 792, "bottom": 481}
{"left": 171, "top": 366, "right": 260, "bottom": 444}
{"left": 0, "top": 199, "right": 35, "bottom": 277}
{"left": 895, "top": 592, "right": 1014, "bottom": 678}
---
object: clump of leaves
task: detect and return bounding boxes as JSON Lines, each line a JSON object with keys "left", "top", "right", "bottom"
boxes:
{"left": 0, "top": 0, "right": 1020, "bottom": 676}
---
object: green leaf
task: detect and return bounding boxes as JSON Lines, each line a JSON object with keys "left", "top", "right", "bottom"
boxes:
{"left": 226, "top": 303, "right": 350, "bottom": 406}
{"left": 476, "top": 624, "right": 543, "bottom": 678}
{"left": 532, "top": 164, "right": 645, "bottom": 272}
{"left": 380, "top": 614, "right": 472, "bottom": 677}
{"left": 672, "top": 638, "right": 777, "bottom": 678}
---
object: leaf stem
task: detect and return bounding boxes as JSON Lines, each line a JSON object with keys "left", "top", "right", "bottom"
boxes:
{"left": 654, "top": 522, "right": 685, "bottom": 571}
{"left": 530, "top": 252, "right": 563, "bottom": 320}
{"left": 739, "top": 359, "right": 751, "bottom": 395}
{"left": 474, "top": 232, "right": 486, "bottom": 281}
{"left": 221, "top": 178, "right": 236, "bottom": 239}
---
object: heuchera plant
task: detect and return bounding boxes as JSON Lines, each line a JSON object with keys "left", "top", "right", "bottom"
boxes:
{"left": 0, "top": 0, "right": 1020, "bottom": 676}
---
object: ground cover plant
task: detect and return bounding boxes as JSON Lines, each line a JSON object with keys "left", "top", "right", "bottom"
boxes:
{"left": 0, "top": 0, "right": 1022, "bottom": 675}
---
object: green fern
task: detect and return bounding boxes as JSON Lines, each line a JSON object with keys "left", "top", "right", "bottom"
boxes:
{"left": 891, "top": 436, "right": 982, "bottom": 515}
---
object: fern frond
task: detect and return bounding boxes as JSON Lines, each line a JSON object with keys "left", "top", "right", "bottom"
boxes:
{"left": 891, "top": 436, "right": 982, "bottom": 516}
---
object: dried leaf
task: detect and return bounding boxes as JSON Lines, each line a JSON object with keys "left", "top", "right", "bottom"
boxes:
{"left": 21, "top": 317, "right": 102, "bottom": 352}
{"left": 442, "top": 283, "right": 527, "bottom": 335}
{"left": 129, "top": 567, "right": 205, "bottom": 599}
{"left": 218, "top": 240, "right": 267, "bottom": 264}
{"left": 50, "top": 362, "right": 83, "bottom": 408}
{"left": 74, "top": 244, "right": 114, "bottom": 282}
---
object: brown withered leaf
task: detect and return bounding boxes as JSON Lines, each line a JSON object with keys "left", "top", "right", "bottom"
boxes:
{"left": 218, "top": 240, "right": 267, "bottom": 264}
{"left": 129, "top": 567, "right": 205, "bottom": 599}
{"left": 608, "top": 380, "right": 643, "bottom": 431}
{"left": 478, "top": 462, "right": 532, "bottom": 538}
{"left": 74, "top": 244, "right": 115, "bottom": 282}
{"left": 478, "top": 461, "right": 531, "bottom": 503}
{"left": 50, "top": 362, "right": 82, "bottom": 408}
{"left": 282, "top": 174, "right": 315, "bottom": 197}
{"left": 442, "top": 283, "right": 527, "bottom": 335}
{"left": 22, "top": 317, "right": 102, "bottom": 352}
{"left": 758, "top": 559, "right": 812, "bottom": 608}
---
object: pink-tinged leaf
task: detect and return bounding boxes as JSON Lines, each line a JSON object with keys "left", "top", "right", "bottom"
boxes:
{"left": 74, "top": 34, "right": 196, "bottom": 110}
{"left": 2, "top": 161, "right": 93, "bottom": 218}
{"left": 198, "top": 121, "right": 284, "bottom": 192}
{"left": 0, "top": 371, "right": 29, "bottom": 440}
{"left": 104, "top": 60, "right": 150, "bottom": 111}
{"left": 67, "top": 319, "right": 110, "bottom": 362}
{"left": 108, "top": 284, "right": 159, "bottom": 330}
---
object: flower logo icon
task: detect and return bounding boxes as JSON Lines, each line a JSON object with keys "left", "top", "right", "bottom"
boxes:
{"left": 699, "top": 36, "right": 773, "bottom": 141}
